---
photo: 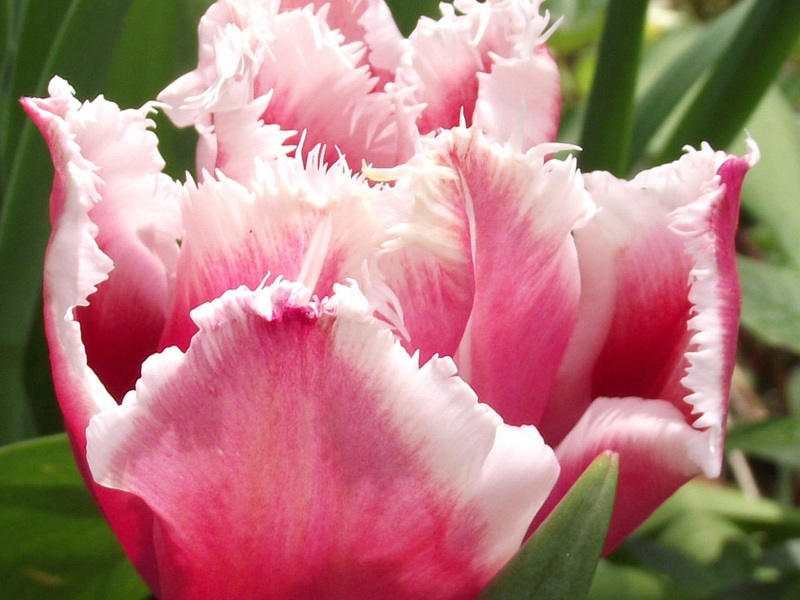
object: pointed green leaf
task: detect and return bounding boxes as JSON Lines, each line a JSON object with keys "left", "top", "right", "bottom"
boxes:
{"left": 0, "top": 434, "right": 149, "bottom": 599}
{"left": 737, "top": 86, "right": 800, "bottom": 269}
{"left": 627, "top": 0, "right": 752, "bottom": 172}
{"left": 477, "top": 452, "right": 619, "bottom": 600}
{"left": 657, "top": 0, "right": 800, "bottom": 163}
{"left": 578, "top": 0, "right": 649, "bottom": 175}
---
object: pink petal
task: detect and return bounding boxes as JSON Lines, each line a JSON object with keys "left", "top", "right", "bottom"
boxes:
{"left": 22, "top": 77, "right": 179, "bottom": 593}
{"left": 397, "top": 0, "right": 560, "bottom": 149}
{"left": 278, "top": 0, "right": 405, "bottom": 86}
{"left": 442, "top": 128, "right": 590, "bottom": 426}
{"left": 87, "top": 280, "right": 559, "bottom": 600}
{"left": 532, "top": 398, "right": 700, "bottom": 552}
{"left": 158, "top": 153, "right": 387, "bottom": 351}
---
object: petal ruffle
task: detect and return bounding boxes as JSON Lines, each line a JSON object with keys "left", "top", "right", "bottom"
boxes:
{"left": 88, "top": 280, "right": 559, "bottom": 600}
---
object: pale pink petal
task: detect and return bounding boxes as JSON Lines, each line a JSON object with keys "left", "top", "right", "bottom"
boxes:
{"left": 158, "top": 153, "right": 386, "bottom": 351}
{"left": 397, "top": 0, "right": 560, "bottom": 149}
{"left": 159, "top": 1, "right": 416, "bottom": 172}
{"left": 22, "top": 76, "right": 178, "bottom": 593}
{"left": 87, "top": 280, "right": 559, "bottom": 600}
{"left": 196, "top": 93, "right": 295, "bottom": 184}
{"left": 532, "top": 398, "right": 700, "bottom": 553}
{"left": 539, "top": 143, "right": 758, "bottom": 456}
{"left": 279, "top": 0, "right": 405, "bottom": 85}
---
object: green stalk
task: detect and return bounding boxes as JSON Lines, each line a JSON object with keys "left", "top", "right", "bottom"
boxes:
{"left": 578, "top": 0, "right": 650, "bottom": 176}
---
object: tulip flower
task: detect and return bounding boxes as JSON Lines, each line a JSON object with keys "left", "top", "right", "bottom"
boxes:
{"left": 22, "top": 0, "right": 756, "bottom": 598}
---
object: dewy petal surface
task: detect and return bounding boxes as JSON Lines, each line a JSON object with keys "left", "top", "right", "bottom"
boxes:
{"left": 22, "top": 77, "right": 182, "bottom": 594}
{"left": 87, "top": 280, "right": 559, "bottom": 600}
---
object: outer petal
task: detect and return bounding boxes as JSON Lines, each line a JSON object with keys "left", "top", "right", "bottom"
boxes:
{"left": 159, "top": 151, "right": 386, "bottom": 351}
{"left": 540, "top": 143, "right": 757, "bottom": 453}
{"left": 536, "top": 142, "right": 757, "bottom": 550}
{"left": 24, "top": 78, "right": 182, "bottom": 402}
{"left": 22, "top": 77, "right": 182, "bottom": 593}
{"left": 87, "top": 280, "right": 559, "bottom": 600}
{"left": 397, "top": 0, "right": 561, "bottom": 149}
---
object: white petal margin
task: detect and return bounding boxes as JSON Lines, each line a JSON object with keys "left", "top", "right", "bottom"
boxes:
{"left": 670, "top": 140, "right": 759, "bottom": 477}
{"left": 22, "top": 77, "right": 118, "bottom": 417}
{"left": 86, "top": 279, "right": 559, "bottom": 597}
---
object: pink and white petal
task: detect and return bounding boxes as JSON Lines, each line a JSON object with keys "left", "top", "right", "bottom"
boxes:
{"left": 539, "top": 143, "right": 758, "bottom": 451}
{"left": 22, "top": 77, "right": 167, "bottom": 592}
{"left": 532, "top": 398, "right": 700, "bottom": 553}
{"left": 157, "top": 0, "right": 276, "bottom": 126}
{"left": 158, "top": 154, "right": 385, "bottom": 351}
{"left": 24, "top": 77, "right": 182, "bottom": 402}
{"left": 448, "top": 128, "right": 592, "bottom": 427}
{"left": 254, "top": 7, "right": 414, "bottom": 169}
{"left": 367, "top": 158, "right": 476, "bottom": 362}
{"left": 473, "top": 48, "right": 561, "bottom": 150}
{"left": 397, "top": 0, "right": 560, "bottom": 146}
{"left": 87, "top": 280, "right": 559, "bottom": 600}
{"left": 278, "top": 0, "right": 405, "bottom": 85}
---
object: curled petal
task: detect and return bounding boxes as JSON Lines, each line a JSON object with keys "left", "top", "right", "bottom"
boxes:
{"left": 88, "top": 280, "right": 559, "bottom": 600}
{"left": 540, "top": 142, "right": 757, "bottom": 460}
{"left": 22, "top": 76, "right": 183, "bottom": 593}
{"left": 537, "top": 142, "right": 757, "bottom": 550}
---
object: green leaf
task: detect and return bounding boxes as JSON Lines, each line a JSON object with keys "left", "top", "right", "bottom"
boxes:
{"left": 727, "top": 416, "right": 800, "bottom": 468}
{"left": 627, "top": 0, "right": 752, "bottom": 172}
{"left": 578, "top": 0, "right": 649, "bottom": 175}
{"left": 738, "top": 86, "right": 800, "bottom": 269}
{"left": 0, "top": 0, "right": 137, "bottom": 446}
{"left": 738, "top": 256, "right": 800, "bottom": 354}
{"left": 657, "top": 0, "right": 800, "bottom": 163}
{"left": 477, "top": 452, "right": 619, "bottom": 600}
{"left": 0, "top": 434, "right": 149, "bottom": 600}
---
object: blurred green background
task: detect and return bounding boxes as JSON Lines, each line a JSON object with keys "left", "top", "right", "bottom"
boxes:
{"left": 2, "top": 0, "right": 800, "bottom": 598}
